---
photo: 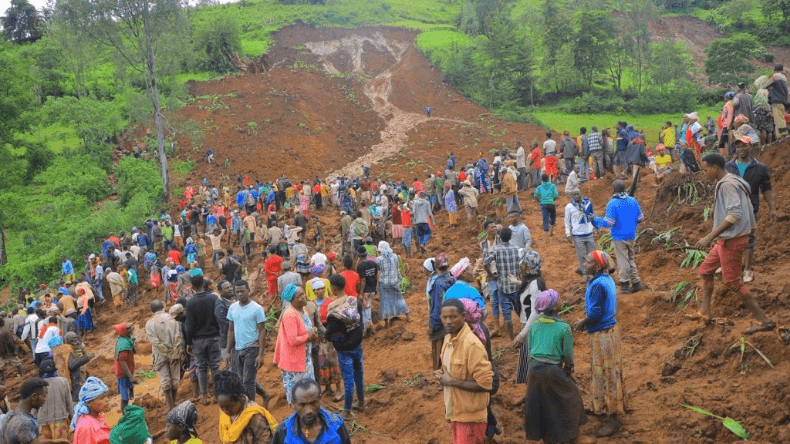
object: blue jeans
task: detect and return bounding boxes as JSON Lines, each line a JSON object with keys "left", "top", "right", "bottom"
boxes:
{"left": 337, "top": 346, "right": 364, "bottom": 411}
{"left": 578, "top": 157, "right": 590, "bottom": 181}
{"left": 415, "top": 223, "right": 431, "bottom": 247}
{"left": 488, "top": 281, "right": 500, "bottom": 319}
{"left": 506, "top": 195, "right": 522, "bottom": 215}
{"left": 401, "top": 228, "right": 413, "bottom": 254}
{"left": 193, "top": 337, "right": 221, "bottom": 396}
{"left": 540, "top": 204, "right": 556, "bottom": 232}
{"left": 498, "top": 290, "right": 519, "bottom": 322}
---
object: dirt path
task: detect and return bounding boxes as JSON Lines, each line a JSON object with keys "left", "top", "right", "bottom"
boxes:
{"left": 303, "top": 32, "right": 470, "bottom": 178}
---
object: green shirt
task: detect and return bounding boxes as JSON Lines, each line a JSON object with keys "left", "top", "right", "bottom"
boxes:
{"left": 534, "top": 182, "right": 559, "bottom": 205}
{"left": 161, "top": 225, "right": 173, "bottom": 241}
{"left": 527, "top": 316, "right": 574, "bottom": 370}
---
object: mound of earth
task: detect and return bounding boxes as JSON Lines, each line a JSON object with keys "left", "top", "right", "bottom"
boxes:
{"left": 17, "top": 25, "right": 790, "bottom": 444}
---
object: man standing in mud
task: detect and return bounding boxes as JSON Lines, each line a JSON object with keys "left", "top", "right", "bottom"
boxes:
{"left": 724, "top": 135, "right": 778, "bottom": 283}
{"left": 694, "top": 152, "right": 775, "bottom": 335}
{"left": 145, "top": 299, "right": 183, "bottom": 410}
{"left": 593, "top": 180, "right": 645, "bottom": 293}
{"left": 434, "top": 298, "right": 493, "bottom": 444}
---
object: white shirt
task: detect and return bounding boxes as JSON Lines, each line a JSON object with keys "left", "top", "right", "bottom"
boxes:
{"left": 515, "top": 146, "right": 526, "bottom": 169}
{"left": 35, "top": 325, "right": 60, "bottom": 354}
{"left": 564, "top": 201, "right": 594, "bottom": 237}
{"left": 311, "top": 253, "right": 327, "bottom": 267}
{"left": 21, "top": 314, "right": 39, "bottom": 341}
{"left": 543, "top": 139, "right": 557, "bottom": 156}
{"left": 565, "top": 171, "right": 580, "bottom": 195}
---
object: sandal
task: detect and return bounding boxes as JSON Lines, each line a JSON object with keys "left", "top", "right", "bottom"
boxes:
{"left": 712, "top": 317, "right": 733, "bottom": 326}
{"left": 684, "top": 312, "right": 712, "bottom": 323}
{"left": 743, "top": 270, "right": 754, "bottom": 283}
{"left": 743, "top": 321, "right": 776, "bottom": 335}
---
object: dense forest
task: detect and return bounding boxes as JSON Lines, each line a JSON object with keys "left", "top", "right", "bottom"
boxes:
{"left": 0, "top": 0, "right": 784, "bottom": 289}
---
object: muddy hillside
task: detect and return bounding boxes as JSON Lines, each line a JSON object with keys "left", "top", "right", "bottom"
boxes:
{"left": 21, "top": 25, "right": 790, "bottom": 443}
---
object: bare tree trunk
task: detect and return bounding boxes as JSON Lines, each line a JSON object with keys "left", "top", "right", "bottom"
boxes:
{"left": 144, "top": 11, "right": 169, "bottom": 202}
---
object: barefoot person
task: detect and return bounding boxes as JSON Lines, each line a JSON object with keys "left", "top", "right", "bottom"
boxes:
{"left": 694, "top": 152, "right": 775, "bottom": 334}
{"left": 574, "top": 251, "right": 627, "bottom": 438}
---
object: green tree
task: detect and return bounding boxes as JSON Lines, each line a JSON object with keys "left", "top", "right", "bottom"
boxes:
{"left": 40, "top": 95, "right": 125, "bottom": 146}
{"left": 762, "top": 0, "right": 790, "bottom": 31}
{"left": 650, "top": 40, "right": 693, "bottom": 91}
{"left": 56, "top": 0, "right": 190, "bottom": 202}
{"left": 1, "top": 0, "right": 42, "bottom": 43}
{"left": 573, "top": 10, "right": 616, "bottom": 87}
{"left": 193, "top": 15, "right": 242, "bottom": 73}
{"left": 704, "top": 34, "right": 764, "bottom": 84}
{"left": 0, "top": 41, "right": 36, "bottom": 143}
{"left": 540, "top": 0, "right": 572, "bottom": 93}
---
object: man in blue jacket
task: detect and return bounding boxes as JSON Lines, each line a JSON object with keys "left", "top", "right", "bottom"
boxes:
{"left": 271, "top": 378, "right": 351, "bottom": 444}
{"left": 594, "top": 180, "right": 645, "bottom": 293}
{"left": 427, "top": 253, "right": 454, "bottom": 371}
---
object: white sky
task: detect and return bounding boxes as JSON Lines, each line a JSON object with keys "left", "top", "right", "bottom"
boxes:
{"left": 1, "top": 0, "right": 236, "bottom": 20}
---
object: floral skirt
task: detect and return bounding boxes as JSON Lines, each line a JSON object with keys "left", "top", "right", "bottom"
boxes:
{"left": 39, "top": 419, "right": 69, "bottom": 440}
{"left": 589, "top": 325, "right": 628, "bottom": 416}
{"left": 317, "top": 341, "right": 341, "bottom": 386}
{"left": 281, "top": 350, "right": 314, "bottom": 405}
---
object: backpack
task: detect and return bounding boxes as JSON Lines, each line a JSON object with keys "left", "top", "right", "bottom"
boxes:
{"left": 15, "top": 324, "right": 23, "bottom": 338}
{"left": 245, "top": 192, "right": 255, "bottom": 206}
{"left": 681, "top": 149, "right": 700, "bottom": 173}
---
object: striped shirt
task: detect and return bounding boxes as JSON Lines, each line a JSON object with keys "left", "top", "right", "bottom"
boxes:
{"left": 588, "top": 132, "right": 604, "bottom": 153}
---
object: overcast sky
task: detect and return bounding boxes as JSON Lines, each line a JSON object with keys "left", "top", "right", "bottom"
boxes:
{"left": 1, "top": 0, "right": 235, "bottom": 21}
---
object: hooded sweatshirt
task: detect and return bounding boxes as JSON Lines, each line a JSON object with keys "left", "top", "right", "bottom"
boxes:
{"left": 712, "top": 173, "right": 756, "bottom": 239}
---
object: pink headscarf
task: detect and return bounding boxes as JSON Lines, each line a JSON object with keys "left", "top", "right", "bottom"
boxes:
{"left": 460, "top": 298, "right": 486, "bottom": 343}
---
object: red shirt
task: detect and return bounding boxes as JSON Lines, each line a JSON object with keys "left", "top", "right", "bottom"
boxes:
{"left": 312, "top": 184, "right": 321, "bottom": 194}
{"left": 340, "top": 270, "right": 360, "bottom": 296}
{"left": 391, "top": 204, "right": 402, "bottom": 224}
{"left": 114, "top": 350, "right": 135, "bottom": 378}
{"left": 401, "top": 209, "right": 412, "bottom": 228}
{"left": 167, "top": 250, "right": 181, "bottom": 265}
{"left": 265, "top": 255, "right": 283, "bottom": 279}
{"left": 413, "top": 181, "right": 424, "bottom": 193}
{"left": 108, "top": 236, "right": 120, "bottom": 247}
{"left": 267, "top": 203, "right": 276, "bottom": 214}
{"left": 458, "top": 171, "right": 467, "bottom": 182}
{"left": 529, "top": 148, "right": 542, "bottom": 168}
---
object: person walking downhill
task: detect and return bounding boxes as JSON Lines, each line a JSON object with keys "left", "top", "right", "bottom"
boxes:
{"left": 574, "top": 251, "right": 628, "bottom": 438}
{"left": 444, "top": 184, "right": 459, "bottom": 230}
{"left": 594, "top": 180, "right": 645, "bottom": 293}
{"left": 534, "top": 173, "right": 559, "bottom": 241}
{"left": 565, "top": 190, "right": 597, "bottom": 283}
{"left": 693, "top": 153, "right": 775, "bottom": 335}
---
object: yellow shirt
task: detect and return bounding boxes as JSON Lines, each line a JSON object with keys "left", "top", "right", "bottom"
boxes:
{"left": 655, "top": 154, "right": 672, "bottom": 168}
{"left": 440, "top": 323, "right": 493, "bottom": 423}
{"left": 171, "top": 438, "right": 203, "bottom": 444}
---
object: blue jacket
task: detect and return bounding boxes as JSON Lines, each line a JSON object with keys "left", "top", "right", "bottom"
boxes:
{"left": 429, "top": 272, "right": 455, "bottom": 332}
{"left": 236, "top": 190, "right": 247, "bottom": 206}
{"left": 585, "top": 273, "right": 617, "bottom": 333}
{"left": 616, "top": 128, "right": 629, "bottom": 152}
{"left": 272, "top": 409, "right": 350, "bottom": 444}
{"left": 594, "top": 194, "right": 643, "bottom": 241}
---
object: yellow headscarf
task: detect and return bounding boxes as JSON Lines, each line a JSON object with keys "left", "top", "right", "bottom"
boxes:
{"left": 218, "top": 402, "right": 278, "bottom": 443}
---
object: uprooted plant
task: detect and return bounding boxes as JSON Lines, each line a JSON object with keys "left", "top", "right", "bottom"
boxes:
{"left": 728, "top": 336, "right": 774, "bottom": 374}
{"left": 681, "top": 404, "right": 749, "bottom": 440}
{"left": 670, "top": 281, "right": 696, "bottom": 312}
{"left": 680, "top": 249, "right": 708, "bottom": 268}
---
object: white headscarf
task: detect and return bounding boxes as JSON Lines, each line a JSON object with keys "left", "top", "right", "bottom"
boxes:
{"left": 378, "top": 241, "right": 393, "bottom": 256}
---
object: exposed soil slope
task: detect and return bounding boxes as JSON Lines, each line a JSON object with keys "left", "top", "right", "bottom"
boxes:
{"left": 15, "top": 25, "right": 790, "bottom": 444}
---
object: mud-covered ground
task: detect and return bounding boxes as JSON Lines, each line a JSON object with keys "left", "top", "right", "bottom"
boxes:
{"left": 9, "top": 25, "right": 790, "bottom": 444}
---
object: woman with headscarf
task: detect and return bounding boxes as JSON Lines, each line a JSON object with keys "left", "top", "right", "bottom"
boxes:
{"left": 166, "top": 401, "right": 201, "bottom": 444}
{"left": 55, "top": 331, "right": 93, "bottom": 402}
{"left": 574, "top": 251, "right": 627, "bottom": 437}
{"left": 718, "top": 93, "right": 735, "bottom": 148}
{"left": 109, "top": 404, "right": 152, "bottom": 444}
{"left": 310, "top": 279, "right": 343, "bottom": 401}
{"left": 523, "top": 289, "right": 586, "bottom": 443}
{"left": 305, "top": 265, "right": 332, "bottom": 302}
{"left": 459, "top": 298, "right": 503, "bottom": 443}
{"left": 752, "top": 75, "right": 775, "bottom": 145}
{"left": 273, "top": 284, "right": 317, "bottom": 405}
{"left": 685, "top": 112, "right": 704, "bottom": 159}
{"left": 512, "top": 249, "right": 549, "bottom": 394}
{"left": 375, "top": 241, "right": 410, "bottom": 328}
{"left": 292, "top": 238, "right": 311, "bottom": 277}
{"left": 114, "top": 323, "right": 137, "bottom": 411}
{"left": 76, "top": 287, "right": 94, "bottom": 336}
{"left": 72, "top": 376, "right": 111, "bottom": 443}
{"left": 37, "top": 358, "right": 73, "bottom": 441}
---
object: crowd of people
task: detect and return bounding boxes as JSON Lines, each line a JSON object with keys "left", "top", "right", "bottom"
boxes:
{"left": 0, "top": 68, "right": 784, "bottom": 444}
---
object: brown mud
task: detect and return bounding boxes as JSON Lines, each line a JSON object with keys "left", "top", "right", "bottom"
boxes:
{"left": 8, "top": 25, "right": 790, "bottom": 444}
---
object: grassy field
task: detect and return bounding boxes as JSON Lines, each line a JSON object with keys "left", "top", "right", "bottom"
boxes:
{"left": 14, "top": 124, "right": 82, "bottom": 154}
{"left": 534, "top": 106, "right": 720, "bottom": 146}
{"left": 192, "top": 0, "right": 461, "bottom": 57}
